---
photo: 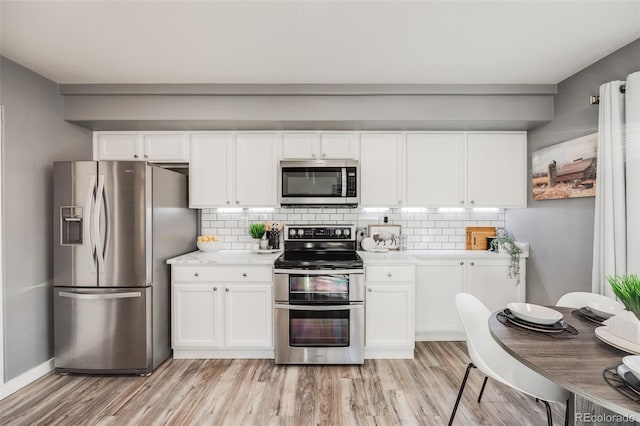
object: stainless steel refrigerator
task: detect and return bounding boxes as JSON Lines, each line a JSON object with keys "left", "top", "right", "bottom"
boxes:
{"left": 53, "top": 161, "right": 196, "bottom": 375}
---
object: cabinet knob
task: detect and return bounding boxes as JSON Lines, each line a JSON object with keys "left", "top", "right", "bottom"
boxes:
{"left": 242, "top": 272, "right": 247, "bottom": 277}
{"left": 459, "top": 261, "right": 464, "bottom": 265}
{"left": 322, "top": 153, "right": 326, "bottom": 158}
{"left": 226, "top": 201, "right": 230, "bottom": 205}
{"left": 225, "top": 288, "right": 230, "bottom": 292}
{"left": 213, "top": 286, "right": 218, "bottom": 291}
{"left": 460, "top": 200, "right": 464, "bottom": 205}
{"left": 194, "top": 272, "right": 199, "bottom": 277}
{"left": 236, "top": 201, "right": 239, "bottom": 204}
{"left": 368, "top": 288, "right": 372, "bottom": 292}
{"left": 470, "top": 262, "right": 475, "bottom": 266}
{"left": 312, "top": 153, "right": 317, "bottom": 158}
{"left": 134, "top": 154, "right": 139, "bottom": 159}
{"left": 387, "top": 272, "right": 392, "bottom": 277}
{"left": 470, "top": 200, "right": 475, "bottom": 205}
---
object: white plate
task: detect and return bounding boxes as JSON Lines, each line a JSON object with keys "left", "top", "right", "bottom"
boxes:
{"left": 595, "top": 326, "right": 640, "bottom": 354}
{"left": 250, "top": 249, "right": 281, "bottom": 254}
{"left": 587, "top": 300, "right": 625, "bottom": 318}
{"left": 361, "top": 237, "right": 376, "bottom": 251}
{"left": 623, "top": 355, "right": 640, "bottom": 378}
{"left": 506, "top": 302, "right": 563, "bottom": 325}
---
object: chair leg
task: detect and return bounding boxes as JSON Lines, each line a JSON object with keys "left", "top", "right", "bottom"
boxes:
{"left": 448, "top": 362, "right": 475, "bottom": 426}
{"left": 542, "top": 400, "right": 553, "bottom": 426}
{"left": 477, "top": 376, "right": 489, "bottom": 403}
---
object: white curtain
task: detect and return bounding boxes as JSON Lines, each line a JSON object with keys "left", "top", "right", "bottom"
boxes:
{"left": 592, "top": 71, "right": 640, "bottom": 296}
{"left": 593, "top": 80, "right": 627, "bottom": 297}
{"left": 626, "top": 72, "right": 640, "bottom": 274}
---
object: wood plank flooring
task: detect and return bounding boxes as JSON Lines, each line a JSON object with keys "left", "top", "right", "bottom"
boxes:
{"left": 0, "top": 342, "right": 565, "bottom": 425}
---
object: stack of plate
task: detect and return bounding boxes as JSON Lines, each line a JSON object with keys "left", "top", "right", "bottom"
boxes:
{"left": 504, "top": 303, "right": 565, "bottom": 332}
{"left": 595, "top": 327, "right": 640, "bottom": 354}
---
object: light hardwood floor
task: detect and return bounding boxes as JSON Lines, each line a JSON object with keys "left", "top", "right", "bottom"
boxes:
{"left": 0, "top": 342, "right": 565, "bottom": 425}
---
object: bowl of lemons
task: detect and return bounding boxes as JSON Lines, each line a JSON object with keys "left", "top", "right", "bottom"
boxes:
{"left": 197, "top": 234, "right": 221, "bottom": 252}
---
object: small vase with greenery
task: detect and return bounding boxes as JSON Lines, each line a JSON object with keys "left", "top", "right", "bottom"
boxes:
{"left": 608, "top": 274, "right": 640, "bottom": 316}
{"left": 248, "top": 223, "right": 266, "bottom": 239}
{"left": 489, "top": 234, "right": 522, "bottom": 285}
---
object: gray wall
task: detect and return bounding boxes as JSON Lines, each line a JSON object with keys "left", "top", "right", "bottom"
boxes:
{"left": 0, "top": 58, "right": 92, "bottom": 381}
{"left": 507, "top": 39, "right": 640, "bottom": 306}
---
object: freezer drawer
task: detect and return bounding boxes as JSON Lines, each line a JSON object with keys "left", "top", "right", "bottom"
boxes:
{"left": 54, "top": 287, "right": 152, "bottom": 374}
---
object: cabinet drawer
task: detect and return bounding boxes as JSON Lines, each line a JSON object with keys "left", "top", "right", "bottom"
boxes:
{"left": 366, "top": 265, "right": 414, "bottom": 282}
{"left": 172, "top": 266, "right": 272, "bottom": 283}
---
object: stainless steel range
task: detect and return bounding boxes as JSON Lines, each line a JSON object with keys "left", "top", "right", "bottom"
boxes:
{"left": 274, "top": 224, "right": 364, "bottom": 365}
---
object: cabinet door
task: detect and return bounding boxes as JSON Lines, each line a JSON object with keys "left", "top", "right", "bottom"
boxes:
{"left": 143, "top": 134, "right": 188, "bottom": 162}
{"left": 467, "top": 133, "right": 527, "bottom": 207}
{"left": 234, "top": 133, "right": 278, "bottom": 207}
{"left": 406, "top": 133, "right": 466, "bottom": 207}
{"left": 360, "top": 134, "right": 403, "bottom": 207}
{"left": 224, "top": 284, "right": 273, "bottom": 348}
{"left": 416, "top": 260, "right": 466, "bottom": 338}
{"left": 281, "top": 133, "right": 318, "bottom": 159}
{"left": 189, "top": 134, "right": 233, "bottom": 208}
{"left": 365, "top": 283, "right": 414, "bottom": 348}
{"left": 466, "top": 259, "right": 525, "bottom": 313}
{"left": 172, "top": 284, "right": 223, "bottom": 348}
{"left": 96, "top": 134, "right": 142, "bottom": 160}
{"left": 319, "top": 133, "right": 358, "bottom": 159}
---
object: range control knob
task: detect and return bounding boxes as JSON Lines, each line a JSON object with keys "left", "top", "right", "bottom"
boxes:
{"left": 297, "top": 229, "right": 305, "bottom": 236}
{"left": 343, "top": 228, "right": 351, "bottom": 236}
{"left": 289, "top": 228, "right": 296, "bottom": 236}
{"left": 335, "top": 229, "right": 342, "bottom": 236}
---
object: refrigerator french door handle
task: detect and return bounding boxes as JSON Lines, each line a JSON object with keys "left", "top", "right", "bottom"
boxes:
{"left": 102, "top": 175, "right": 111, "bottom": 269}
{"left": 94, "top": 175, "right": 106, "bottom": 274}
{"left": 84, "top": 175, "right": 97, "bottom": 271}
{"left": 58, "top": 291, "right": 142, "bottom": 300}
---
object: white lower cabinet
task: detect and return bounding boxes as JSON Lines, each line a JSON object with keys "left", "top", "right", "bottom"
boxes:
{"left": 365, "top": 265, "right": 415, "bottom": 359}
{"left": 415, "top": 256, "right": 526, "bottom": 341}
{"left": 171, "top": 265, "right": 273, "bottom": 358}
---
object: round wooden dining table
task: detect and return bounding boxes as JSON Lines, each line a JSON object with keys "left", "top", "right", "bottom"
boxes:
{"left": 489, "top": 307, "right": 640, "bottom": 425}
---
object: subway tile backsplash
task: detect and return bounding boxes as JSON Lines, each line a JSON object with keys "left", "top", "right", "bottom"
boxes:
{"left": 200, "top": 208, "right": 505, "bottom": 250}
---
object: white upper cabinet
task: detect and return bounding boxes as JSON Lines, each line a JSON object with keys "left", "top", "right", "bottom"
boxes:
{"left": 404, "top": 131, "right": 526, "bottom": 208}
{"left": 143, "top": 134, "right": 189, "bottom": 162}
{"left": 189, "top": 134, "right": 233, "bottom": 208}
{"left": 467, "top": 132, "right": 527, "bottom": 207}
{"left": 360, "top": 133, "right": 403, "bottom": 207}
{"left": 281, "top": 132, "right": 358, "bottom": 160}
{"left": 95, "top": 132, "right": 188, "bottom": 162}
{"left": 96, "top": 134, "right": 141, "bottom": 160}
{"left": 190, "top": 133, "right": 278, "bottom": 208}
{"left": 234, "top": 133, "right": 278, "bottom": 207}
{"left": 406, "top": 133, "right": 466, "bottom": 207}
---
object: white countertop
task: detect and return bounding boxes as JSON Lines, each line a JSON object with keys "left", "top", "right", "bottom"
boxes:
{"left": 167, "top": 245, "right": 528, "bottom": 266}
{"left": 166, "top": 250, "right": 282, "bottom": 265}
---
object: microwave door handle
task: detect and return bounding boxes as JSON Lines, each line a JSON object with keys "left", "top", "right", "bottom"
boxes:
{"left": 341, "top": 168, "right": 347, "bottom": 197}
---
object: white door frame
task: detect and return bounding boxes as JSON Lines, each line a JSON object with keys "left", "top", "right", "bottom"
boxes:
{"left": 0, "top": 105, "right": 4, "bottom": 385}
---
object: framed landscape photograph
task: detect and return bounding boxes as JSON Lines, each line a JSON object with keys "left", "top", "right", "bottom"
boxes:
{"left": 532, "top": 133, "right": 598, "bottom": 201}
{"left": 368, "top": 224, "right": 402, "bottom": 250}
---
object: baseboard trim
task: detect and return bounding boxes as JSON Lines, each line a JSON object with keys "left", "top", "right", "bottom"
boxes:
{"left": 0, "top": 358, "right": 54, "bottom": 400}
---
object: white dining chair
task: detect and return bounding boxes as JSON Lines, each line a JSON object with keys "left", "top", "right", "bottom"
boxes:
{"left": 449, "top": 293, "right": 570, "bottom": 426}
{"left": 556, "top": 291, "right": 624, "bottom": 309}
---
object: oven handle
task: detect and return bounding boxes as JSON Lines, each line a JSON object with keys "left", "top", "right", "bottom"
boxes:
{"left": 274, "top": 303, "right": 363, "bottom": 311}
{"left": 274, "top": 269, "right": 363, "bottom": 275}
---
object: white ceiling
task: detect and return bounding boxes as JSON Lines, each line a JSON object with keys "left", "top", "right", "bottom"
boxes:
{"left": 1, "top": 1, "right": 639, "bottom": 85}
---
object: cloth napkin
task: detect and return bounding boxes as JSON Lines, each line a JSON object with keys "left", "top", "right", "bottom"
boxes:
{"left": 603, "top": 311, "right": 640, "bottom": 343}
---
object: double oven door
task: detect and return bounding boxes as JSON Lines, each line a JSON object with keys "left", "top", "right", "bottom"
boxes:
{"left": 274, "top": 270, "right": 364, "bottom": 364}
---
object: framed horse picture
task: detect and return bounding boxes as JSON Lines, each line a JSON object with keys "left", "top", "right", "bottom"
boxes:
{"left": 368, "top": 224, "right": 402, "bottom": 250}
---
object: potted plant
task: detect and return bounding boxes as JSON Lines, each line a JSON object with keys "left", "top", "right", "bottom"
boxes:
{"left": 248, "top": 223, "right": 266, "bottom": 250}
{"left": 608, "top": 274, "right": 640, "bottom": 316}
{"left": 489, "top": 234, "right": 523, "bottom": 285}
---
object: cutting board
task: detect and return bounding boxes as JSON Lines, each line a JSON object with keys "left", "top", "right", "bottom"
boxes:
{"left": 465, "top": 227, "right": 496, "bottom": 250}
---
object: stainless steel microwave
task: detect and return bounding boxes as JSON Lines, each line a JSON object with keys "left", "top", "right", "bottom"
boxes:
{"left": 278, "top": 160, "right": 359, "bottom": 207}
